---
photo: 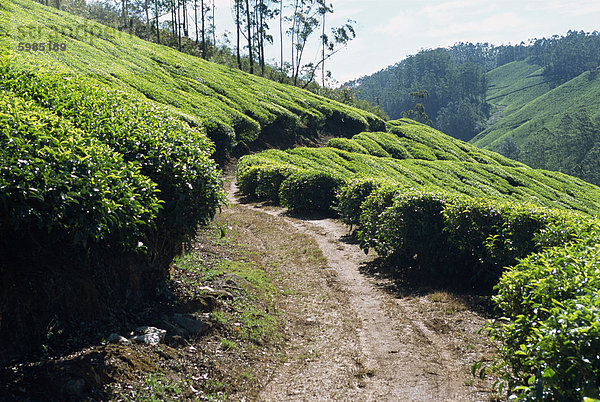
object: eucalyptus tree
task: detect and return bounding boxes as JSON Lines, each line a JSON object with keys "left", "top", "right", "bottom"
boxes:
{"left": 287, "top": 0, "right": 355, "bottom": 86}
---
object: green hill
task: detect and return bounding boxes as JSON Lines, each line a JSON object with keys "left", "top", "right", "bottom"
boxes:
{"left": 471, "top": 59, "right": 600, "bottom": 185}
{"left": 0, "top": 0, "right": 383, "bottom": 158}
{"left": 237, "top": 119, "right": 600, "bottom": 216}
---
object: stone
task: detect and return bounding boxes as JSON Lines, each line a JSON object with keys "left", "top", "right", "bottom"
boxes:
{"left": 63, "top": 378, "right": 85, "bottom": 396}
{"left": 180, "top": 295, "right": 217, "bottom": 313}
{"left": 167, "top": 335, "right": 190, "bottom": 348}
{"left": 130, "top": 326, "right": 166, "bottom": 345}
{"left": 107, "top": 333, "right": 132, "bottom": 345}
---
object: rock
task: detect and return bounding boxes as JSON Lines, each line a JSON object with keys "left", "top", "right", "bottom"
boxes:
{"left": 63, "top": 378, "right": 85, "bottom": 396}
{"left": 130, "top": 326, "right": 166, "bottom": 345}
{"left": 107, "top": 333, "right": 132, "bottom": 345}
{"left": 171, "top": 313, "right": 211, "bottom": 336}
{"left": 204, "top": 289, "right": 234, "bottom": 300}
{"left": 160, "top": 319, "right": 186, "bottom": 337}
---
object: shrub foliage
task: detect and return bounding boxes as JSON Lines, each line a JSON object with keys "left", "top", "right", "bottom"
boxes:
{"left": 237, "top": 117, "right": 600, "bottom": 398}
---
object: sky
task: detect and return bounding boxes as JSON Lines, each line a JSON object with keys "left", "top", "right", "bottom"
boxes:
{"left": 201, "top": 0, "right": 600, "bottom": 85}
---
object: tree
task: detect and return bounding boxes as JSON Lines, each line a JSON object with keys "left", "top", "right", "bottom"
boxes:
{"left": 402, "top": 90, "right": 433, "bottom": 126}
{"left": 279, "top": 0, "right": 284, "bottom": 71}
{"left": 245, "top": 0, "right": 254, "bottom": 73}
{"left": 235, "top": 0, "right": 242, "bottom": 69}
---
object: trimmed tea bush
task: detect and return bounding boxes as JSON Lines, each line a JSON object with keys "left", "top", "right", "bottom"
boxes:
{"left": 2, "top": 0, "right": 385, "bottom": 156}
{"left": 326, "top": 137, "right": 369, "bottom": 154}
{"left": 0, "top": 92, "right": 160, "bottom": 251}
{"left": 237, "top": 164, "right": 300, "bottom": 202}
{"left": 359, "top": 190, "right": 454, "bottom": 272}
{"left": 279, "top": 170, "right": 346, "bottom": 214}
{"left": 0, "top": 65, "right": 225, "bottom": 257}
{"left": 237, "top": 121, "right": 600, "bottom": 216}
{"left": 357, "top": 188, "right": 586, "bottom": 288}
{"left": 337, "top": 178, "right": 390, "bottom": 227}
{"left": 487, "top": 231, "right": 600, "bottom": 400}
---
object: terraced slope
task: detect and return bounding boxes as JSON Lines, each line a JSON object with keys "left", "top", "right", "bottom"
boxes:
{"left": 471, "top": 60, "right": 600, "bottom": 185}
{"left": 0, "top": 0, "right": 383, "bottom": 157}
{"left": 238, "top": 120, "right": 600, "bottom": 216}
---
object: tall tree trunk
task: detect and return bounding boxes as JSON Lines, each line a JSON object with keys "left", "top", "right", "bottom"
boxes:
{"left": 290, "top": 0, "right": 299, "bottom": 80}
{"left": 145, "top": 0, "right": 151, "bottom": 40}
{"left": 201, "top": 0, "right": 206, "bottom": 58}
{"left": 177, "top": 0, "right": 182, "bottom": 50}
{"left": 194, "top": 0, "right": 199, "bottom": 44}
{"left": 212, "top": 0, "right": 216, "bottom": 48}
{"left": 122, "top": 0, "right": 127, "bottom": 28}
{"left": 236, "top": 0, "right": 242, "bottom": 69}
{"left": 280, "top": 0, "right": 284, "bottom": 71}
{"left": 171, "top": 1, "right": 176, "bottom": 37}
{"left": 154, "top": 0, "right": 160, "bottom": 43}
{"left": 322, "top": 11, "right": 325, "bottom": 87}
{"left": 245, "top": 0, "right": 254, "bottom": 74}
{"left": 183, "top": 0, "right": 188, "bottom": 37}
{"left": 259, "top": 0, "right": 265, "bottom": 75}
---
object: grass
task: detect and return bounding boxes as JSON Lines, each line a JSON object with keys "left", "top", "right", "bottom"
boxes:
{"left": 173, "top": 215, "right": 284, "bottom": 349}
{"left": 1, "top": 0, "right": 384, "bottom": 155}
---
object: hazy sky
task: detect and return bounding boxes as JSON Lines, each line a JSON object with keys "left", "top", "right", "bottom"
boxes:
{"left": 208, "top": 0, "right": 600, "bottom": 84}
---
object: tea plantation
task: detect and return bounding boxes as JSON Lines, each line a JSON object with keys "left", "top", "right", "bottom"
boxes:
{"left": 2, "top": 0, "right": 600, "bottom": 398}
{"left": 238, "top": 119, "right": 600, "bottom": 399}
{"left": 0, "top": 0, "right": 385, "bottom": 358}
{"left": 0, "top": 0, "right": 384, "bottom": 158}
{"left": 0, "top": 52, "right": 227, "bottom": 356}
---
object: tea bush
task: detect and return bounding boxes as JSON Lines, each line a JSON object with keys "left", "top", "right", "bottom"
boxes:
{"left": 0, "top": 65, "right": 225, "bottom": 258}
{"left": 2, "top": 0, "right": 385, "bottom": 156}
{"left": 336, "top": 178, "right": 391, "bottom": 227}
{"left": 0, "top": 92, "right": 160, "bottom": 251}
{"left": 488, "top": 230, "right": 600, "bottom": 400}
{"left": 237, "top": 164, "right": 301, "bottom": 202}
{"left": 326, "top": 137, "right": 369, "bottom": 154}
{"left": 359, "top": 190, "right": 454, "bottom": 275}
{"left": 237, "top": 122, "right": 600, "bottom": 216}
{"left": 357, "top": 188, "right": 587, "bottom": 288}
{"left": 279, "top": 170, "right": 346, "bottom": 214}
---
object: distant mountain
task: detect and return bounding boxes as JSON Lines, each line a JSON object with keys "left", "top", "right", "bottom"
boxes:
{"left": 349, "top": 31, "right": 600, "bottom": 186}
{"left": 472, "top": 60, "right": 600, "bottom": 186}
{"left": 346, "top": 46, "right": 490, "bottom": 141}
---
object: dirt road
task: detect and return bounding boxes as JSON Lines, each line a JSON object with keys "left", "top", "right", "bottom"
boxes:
{"left": 225, "top": 177, "right": 494, "bottom": 401}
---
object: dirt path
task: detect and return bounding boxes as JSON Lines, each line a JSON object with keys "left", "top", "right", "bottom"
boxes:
{"left": 225, "top": 177, "right": 494, "bottom": 401}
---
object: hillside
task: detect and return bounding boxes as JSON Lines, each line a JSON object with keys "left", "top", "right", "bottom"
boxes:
{"left": 237, "top": 118, "right": 600, "bottom": 399}
{"left": 4, "top": 2, "right": 600, "bottom": 399}
{"left": 471, "top": 60, "right": 600, "bottom": 185}
{"left": 347, "top": 48, "right": 489, "bottom": 141}
{"left": 237, "top": 119, "right": 600, "bottom": 216}
{"left": 0, "top": 0, "right": 383, "bottom": 158}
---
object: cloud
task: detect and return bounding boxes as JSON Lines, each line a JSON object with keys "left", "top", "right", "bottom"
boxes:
{"left": 543, "top": 0, "right": 600, "bottom": 17}
{"left": 374, "top": 11, "right": 419, "bottom": 36}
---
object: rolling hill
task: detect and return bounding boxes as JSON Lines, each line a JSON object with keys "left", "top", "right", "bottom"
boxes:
{"left": 237, "top": 119, "right": 600, "bottom": 216}
{"left": 0, "top": 0, "right": 384, "bottom": 159}
{"left": 0, "top": 0, "right": 382, "bottom": 357}
{"left": 471, "top": 59, "right": 600, "bottom": 185}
